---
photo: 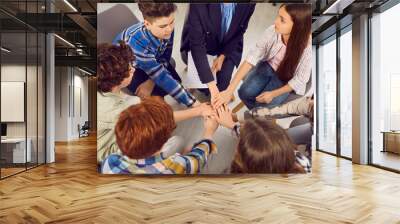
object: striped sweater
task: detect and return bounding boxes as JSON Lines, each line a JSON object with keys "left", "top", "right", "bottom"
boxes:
{"left": 101, "top": 139, "right": 217, "bottom": 174}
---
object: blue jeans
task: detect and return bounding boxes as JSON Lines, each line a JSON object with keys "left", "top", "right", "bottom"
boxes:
{"left": 238, "top": 61, "right": 289, "bottom": 110}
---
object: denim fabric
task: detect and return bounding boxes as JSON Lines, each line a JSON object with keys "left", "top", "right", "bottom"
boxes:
{"left": 238, "top": 61, "right": 289, "bottom": 110}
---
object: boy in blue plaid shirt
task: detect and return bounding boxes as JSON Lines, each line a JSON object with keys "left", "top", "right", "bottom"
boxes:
{"left": 113, "top": 3, "right": 198, "bottom": 108}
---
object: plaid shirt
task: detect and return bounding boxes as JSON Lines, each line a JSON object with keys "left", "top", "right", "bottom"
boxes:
{"left": 295, "top": 150, "right": 311, "bottom": 173}
{"left": 113, "top": 22, "right": 196, "bottom": 107}
{"left": 101, "top": 139, "right": 217, "bottom": 174}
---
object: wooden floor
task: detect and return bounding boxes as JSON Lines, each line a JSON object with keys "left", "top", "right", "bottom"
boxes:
{"left": 1, "top": 163, "right": 44, "bottom": 178}
{"left": 0, "top": 135, "right": 400, "bottom": 223}
{"left": 1, "top": 167, "right": 26, "bottom": 178}
{"left": 373, "top": 151, "right": 400, "bottom": 171}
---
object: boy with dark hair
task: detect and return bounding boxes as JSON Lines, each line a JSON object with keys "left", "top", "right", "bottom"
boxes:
{"left": 113, "top": 3, "right": 199, "bottom": 107}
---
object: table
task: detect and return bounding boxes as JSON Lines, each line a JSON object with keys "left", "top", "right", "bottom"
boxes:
{"left": 1, "top": 138, "right": 32, "bottom": 163}
{"left": 381, "top": 131, "right": 400, "bottom": 154}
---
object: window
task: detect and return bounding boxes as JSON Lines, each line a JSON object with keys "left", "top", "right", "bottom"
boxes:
{"left": 0, "top": 1, "right": 47, "bottom": 179}
{"left": 317, "top": 36, "right": 337, "bottom": 154}
{"left": 370, "top": 2, "right": 400, "bottom": 171}
{"left": 339, "top": 27, "right": 352, "bottom": 158}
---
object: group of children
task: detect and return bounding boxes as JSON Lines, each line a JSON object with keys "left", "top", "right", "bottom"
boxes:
{"left": 97, "top": 2, "right": 312, "bottom": 174}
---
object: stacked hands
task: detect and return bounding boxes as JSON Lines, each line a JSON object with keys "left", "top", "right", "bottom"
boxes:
{"left": 194, "top": 102, "right": 237, "bottom": 139}
{"left": 133, "top": 52, "right": 274, "bottom": 139}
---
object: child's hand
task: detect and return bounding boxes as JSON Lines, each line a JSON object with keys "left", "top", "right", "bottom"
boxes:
{"left": 213, "top": 89, "right": 232, "bottom": 109}
{"left": 211, "top": 54, "right": 225, "bottom": 75}
{"left": 209, "top": 84, "right": 221, "bottom": 110}
{"left": 135, "top": 79, "right": 154, "bottom": 99}
{"left": 192, "top": 100, "right": 201, "bottom": 107}
{"left": 199, "top": 103, "right": 216, "bottom": 118}
{"left": 203, "top": 116, "right": 219, "bottom": 139}
{"left": 256, "top": 91, "right": 275, "bottom": 104}
{"left": 182, "top": 145, "right": 193, "bottom": 155}
{"left": 216, "top": 104, "right": 236, "bottom": 129}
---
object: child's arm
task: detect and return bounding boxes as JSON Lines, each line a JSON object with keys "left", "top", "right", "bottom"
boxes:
{"left": 255, "top": 84, "right": 293, "bottom": 104}
{"left": 162, "top": 117, "right": 219, "bottom": 174}
{"left": 278, "top": 96, "right": 310, "bottom": 115}
{"left": 214, "top": 104, "right": 241, "bottom": 138}
{"left": 114, "top": 28, "right": 196, "bottom": 107}
{"left": 271, "top": 84, "right": 293, "bottom": 98}
{"left": 137, "top": 51, "right": 196, "bottom": 107}
{"left": 214, "top": 61, "right": 254, "bottom": 108}
{"left": 251, "top": 96, "right": 311, "bottom": 117}
{"left": 173, "top": 103, "right": 214, "bottom": 123}
{"left": 161, "top": 139, "right": 217, "bottom": 174}
{"left": 186, "top": 5, "right": 216, "bottom": 87}
{"left": 215, "top": 104, "right": 237, "bottom": 129}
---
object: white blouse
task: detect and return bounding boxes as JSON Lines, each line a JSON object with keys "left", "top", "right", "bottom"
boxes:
{"left": 246, "top": 25, "right": 312, "bottom": 95}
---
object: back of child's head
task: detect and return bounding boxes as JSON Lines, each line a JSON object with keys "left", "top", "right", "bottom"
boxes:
{"left": 115, "top": 96, "right": 176, "bottom": 159}
{"left": 231, "top": 118, "right": 304, "bottom": 173}
{"left": 97, "top": 41, "right": 135, "bottom": 92}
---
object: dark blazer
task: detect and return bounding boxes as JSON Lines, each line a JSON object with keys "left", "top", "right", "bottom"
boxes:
{"left": 180, "top": 3, "right": 256, "bottom": 84}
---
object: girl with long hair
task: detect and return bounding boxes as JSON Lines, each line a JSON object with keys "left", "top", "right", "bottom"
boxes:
{"left": 214, "top": 105, "right": 311, "bottom": 173}
{"left": 230, "top": 118, "right": 310, "bottom": 173}
{"left": 214, "top": 4, "right": 312, "bottom": 110}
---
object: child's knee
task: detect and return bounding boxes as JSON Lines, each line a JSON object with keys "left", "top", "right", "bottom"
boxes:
{"left": 238, "top": 85, "right": 252, "bottom": 100}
